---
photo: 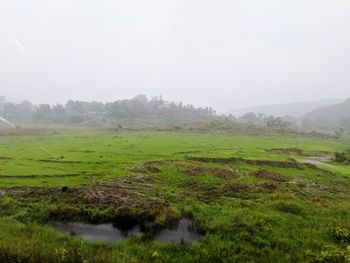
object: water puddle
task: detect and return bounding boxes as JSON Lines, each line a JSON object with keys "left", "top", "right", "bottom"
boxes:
{"left": 50, "top": 217, "right": 203, "bottom": 244}
{"left": 304, "top": 158, "right": 337, "bottom": 168}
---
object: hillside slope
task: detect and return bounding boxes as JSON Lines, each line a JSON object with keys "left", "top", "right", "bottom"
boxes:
{"left": 228, "top": 99, "right": 342, "bottom": 117}
{"left": 302, "top": 98, "right": 350, "bottom": 130}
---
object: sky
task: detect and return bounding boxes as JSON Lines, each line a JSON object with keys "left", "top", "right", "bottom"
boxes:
{"left": 0, "top": 0, "right": 350, "bottom": 113}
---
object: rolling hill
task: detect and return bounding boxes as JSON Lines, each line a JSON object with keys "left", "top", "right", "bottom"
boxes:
{"left": 228, "top": 99, "right": 343, "bottom": 118}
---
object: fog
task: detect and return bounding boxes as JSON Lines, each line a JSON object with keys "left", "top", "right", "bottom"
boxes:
{"left": 1, "top": 0, "right": 350, "bottom": 112}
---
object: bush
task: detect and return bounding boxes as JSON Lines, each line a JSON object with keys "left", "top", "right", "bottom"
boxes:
{"left": 333, "top": 227, "right": 350, "bottom": 243}
{"left": 334, "top": 150, "right": 350, "bottom": 163}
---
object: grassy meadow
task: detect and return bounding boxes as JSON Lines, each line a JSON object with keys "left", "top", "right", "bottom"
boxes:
{"left": 0, "top": 127, "right": 350, "bottom": 262}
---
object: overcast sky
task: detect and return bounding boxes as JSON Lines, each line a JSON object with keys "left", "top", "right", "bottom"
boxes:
{"left": 1, "top": 0, "right": 350, "bottom": 112}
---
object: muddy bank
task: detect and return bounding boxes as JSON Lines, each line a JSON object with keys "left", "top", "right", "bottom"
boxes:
{"left": 186, "top": 156, "right": 307, "bottom": 169}
{"left": 4, "top": 175, "right": 178, "bottom": 226}
{"left": 266, "top": 148, "right": 334, "bottom": 157}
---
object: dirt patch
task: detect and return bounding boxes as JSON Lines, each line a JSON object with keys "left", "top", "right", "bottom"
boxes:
{"left": 185, "top": 165, "right": 207, "bottom": 176}
{"left": 305, "top": 183, "right": 330, "bottom": 191}
{"left": 128, "top": 167, "right": 148, "bottom": 173}
{"left": 288, "top": 179, "right": 307, "bottom": 188}
{"left": 80, "top": 175, "right": 163, "bottom": 206}
{"left": 144, "top": 160, "right": 166, "bottom": 166}
{"left": 4, "top": 175, "right": 176, "bottom": 226}
{"left": 251, "top": 170, "right": 287, "bottom": 182}
{"left": 184, "top": 164, "right": 235, "bottom": 179}
{"left": 145, "top": 166, "right": 161, "bottom": 173}
{"left": 128, "top": 165, "right": 161, "bottom": 173}
{"left": 179, "top": 180, "right": 223, "bottom": 203}
{"left": 3, "top": 186, "right": 59, "bottom": 197}
{"left": 211, "top": 168, "right": 235, "bottom": 179}
{"left": 5, "top": 175, "right": 166, "bottom": 209}
{"left": 244, "top": 159, "right": 304, "bottom": 169}
{"left": 224, "top": 184, "right": 254, "bottom": 193}
{"left": 259, "top": 182, "right": 280, "bottom": 191}
{"left": 0, "top": 173, "right": 84, "bottom": 179}
{"left": 185, "top": 156, "right": 242, "bottom": 164}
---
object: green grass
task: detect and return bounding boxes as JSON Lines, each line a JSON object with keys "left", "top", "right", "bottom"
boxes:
{"left": 0, "top": 129, "right": 350, "bottom": 262}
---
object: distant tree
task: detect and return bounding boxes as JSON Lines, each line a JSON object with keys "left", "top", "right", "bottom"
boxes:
{"left": 16, "top": 100, "right": 33, "bottom": 122}
{"left": 51, "top": 104, "right": 67, "bottom": 122}
{"left": 267, "top": 117, "right": 291, "bottom": 130}
{"left": 3, "top": 102, "right": 18, "bottom": 120}
{"left": 0, "top": 96, "right": 6, "bottom": 111}
{"left": 239, "top": 112, "right": 260, "bottom": 124}
{"left": 33, "top": 104, "right": 52, "bottom": 122}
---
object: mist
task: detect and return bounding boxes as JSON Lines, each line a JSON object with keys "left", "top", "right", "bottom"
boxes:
{"left": 1, "top": 0, "right": 350, "bottom": 112}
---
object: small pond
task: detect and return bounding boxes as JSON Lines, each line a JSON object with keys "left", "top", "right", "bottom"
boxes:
{"left": 50, "top": 217, "right": 203, "bottom": 244}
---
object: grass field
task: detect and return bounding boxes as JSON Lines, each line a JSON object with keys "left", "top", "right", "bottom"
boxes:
{"left": 0, "top": 128, "right": 350, "bottom": 262}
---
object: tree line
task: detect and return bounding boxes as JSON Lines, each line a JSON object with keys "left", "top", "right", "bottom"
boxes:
{"left": 0, "top": 95, "right": 215, "bottom": 124}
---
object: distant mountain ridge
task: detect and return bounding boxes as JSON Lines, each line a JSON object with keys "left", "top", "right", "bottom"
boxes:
{"left": 302, "top": 98, "right": 350, "bottom": 130}
{"left": 228, "top": 99, "right": 343, "bottom": 118}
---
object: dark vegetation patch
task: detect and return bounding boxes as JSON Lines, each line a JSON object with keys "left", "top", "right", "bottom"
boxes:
{"left": 334, "top": 150, "right": 350, "bottom": 163}
{"left": 68, "top": 150, "right": 96, "bottom": 153}
{"left": 180, "top": 179, "right": 259, "bottom": 202}
{"left": 36, "top": 159, "right": 104, "bottom": 164}
{"left": 184, "top": 165, "right": 207, "bottom": 176}
{"left": 332, "top": 227, "right": 350, "bottom": 243}
{"left": 0, "top": 156, "right": 12, "bottom": 160}
{"left": 275, "top": 202, "right": 304, "bottom": 215}
{"left": 223, "top": 183, "right": 255, "bottom": 193}
{"left": 251, "top": 170, "right": 287, "bottom": 182}
{"left": 179, "top": 180, "right": 225, "bottom": 203}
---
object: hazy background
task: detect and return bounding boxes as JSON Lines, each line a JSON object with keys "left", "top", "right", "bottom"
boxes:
{"left": 1, "top": 0, "right": 350, "bottom": 113}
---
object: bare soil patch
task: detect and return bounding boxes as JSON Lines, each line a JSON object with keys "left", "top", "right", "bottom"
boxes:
{"left": 184, "top": 164, "right": 235, "bottom": 179}
{"left": 245, "top": 159, "right": 303, "bottom": 169}
{"left": 185, "top": 156, "right": 242, "bottom": 164}
{"left": 251, "top": 170, "right": 287, "bottom": 182}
